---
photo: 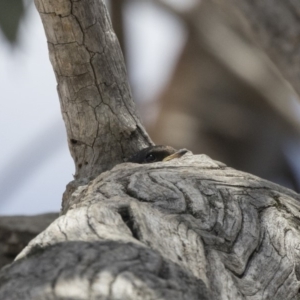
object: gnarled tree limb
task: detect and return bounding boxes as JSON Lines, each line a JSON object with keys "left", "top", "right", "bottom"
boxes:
{"left": 1, "top": 155, "right": 300, "bottom": 299}
{"left": 1, "top": 0, "right": 300, "bottom": 299}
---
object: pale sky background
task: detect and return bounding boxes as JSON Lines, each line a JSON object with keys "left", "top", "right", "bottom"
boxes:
{"left": 0, "top": 0, "right": 190, "bottom": 215}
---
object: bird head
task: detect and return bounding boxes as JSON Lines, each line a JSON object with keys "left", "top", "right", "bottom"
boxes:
{"left": 127, "top": 145, "right": 188, "bottom": 164}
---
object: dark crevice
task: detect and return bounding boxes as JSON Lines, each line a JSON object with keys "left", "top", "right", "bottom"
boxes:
{"left": 125, "top": 186, "right": 154, "bottom": 204}
{"left": 228, "top": 230, "right": 264, "bottom": 279}
{"left": 157, "top": 259, "right": 171, "bottom": 280}
{"left": 86, "top": 206, "right": 101, "bottom": 239}
{"left": 174, "top": 181, "right": 207, "bottom": 219}
{"left": 118, "top": 206, "right": 140, "bottom": 240}
{"left": 57, "top": 222, "right": 68, "bottom": 241}
{"left": 70, "top": 138, "right": 78, "bottom": 144}
{"left": 295, "top": 264, "right": 300, "bottom": 281}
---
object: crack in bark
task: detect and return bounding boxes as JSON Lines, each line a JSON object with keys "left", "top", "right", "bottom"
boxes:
{"left": 118, "top": 206, "right": 140, "bottom": 240}
{"left": 57, "top": 222, "right": 68, "bottom": 241}
{"left": 86, "top": 206, "right": 102, "bottom": 239}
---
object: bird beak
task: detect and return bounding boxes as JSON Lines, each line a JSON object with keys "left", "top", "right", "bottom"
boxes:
{"left": 163, "top": 149, "right": 188, "bottom": 162}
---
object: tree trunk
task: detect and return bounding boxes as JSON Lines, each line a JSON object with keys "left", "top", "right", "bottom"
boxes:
{"left": 1, "top": 0, "right": 300, "bottom": 299}
{"left": 34, "top": 0, "right": 153, "bottom": 204}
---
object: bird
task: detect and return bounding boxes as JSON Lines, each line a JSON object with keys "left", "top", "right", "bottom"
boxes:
{"left": 127, "top": 145, "right": 188, "bottom": 164}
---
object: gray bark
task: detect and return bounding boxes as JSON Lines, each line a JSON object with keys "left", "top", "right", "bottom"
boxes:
{"left": 1, "top": 0, "right": 300, "bottom": 299}
{"left": 34, "top": 0, "right": 152, "bottom": 182}
{"left": 1, "top": 155, "right": 300, "bottom": 299}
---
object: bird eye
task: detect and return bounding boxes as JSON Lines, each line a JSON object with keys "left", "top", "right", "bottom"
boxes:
{"left": 145, "top": 153, "right": 156, "bottom": 163}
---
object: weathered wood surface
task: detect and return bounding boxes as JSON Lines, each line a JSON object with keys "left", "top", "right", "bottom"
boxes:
{"left": 34, "top": 0, "right": 152, "bottom": 182}
{"left": 2, "top": 0, "right": 300, "bottom": 299}
{"left": 1, "top": 154, "right": 300, "bottom": 299}
{"left": 0, "top": 213, "right": 57, "bottom": 268}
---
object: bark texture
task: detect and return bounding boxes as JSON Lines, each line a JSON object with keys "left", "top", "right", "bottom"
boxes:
{"left": 1, "top": 155, "right": 300, "bottom": 299}
{"left": 34, "top": 0, "right": 152, "bottom": 181}
{"left": 2, "top": 0, "right": 300, "bottom": 299}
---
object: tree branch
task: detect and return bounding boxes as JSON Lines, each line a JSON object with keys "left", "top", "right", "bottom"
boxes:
{"left": 34, "top": 0, "right": 153, "bottom": 182}
{"left": 2, "top": 0, "right": 300, "bottom": 299}
{"left": 2, "top": 155, "right": 300, "bottom": 299}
